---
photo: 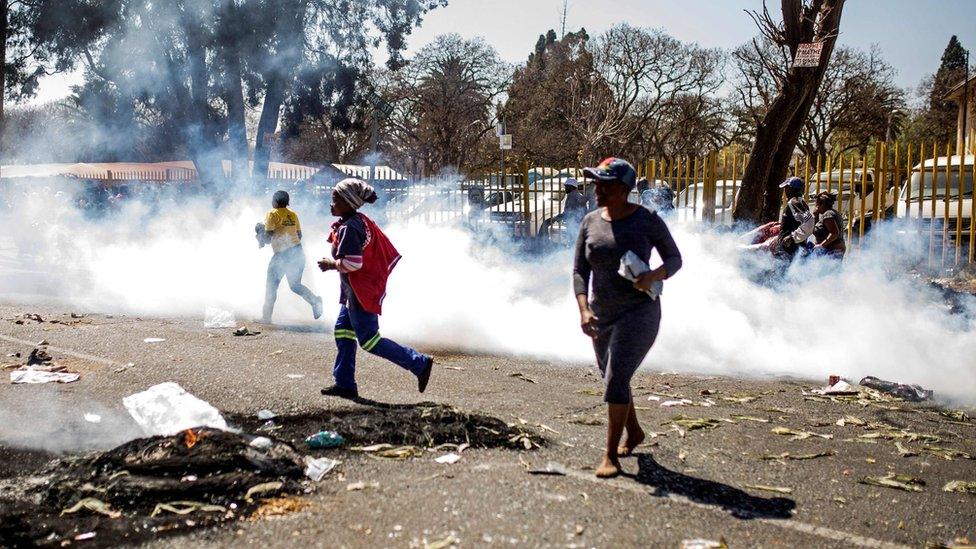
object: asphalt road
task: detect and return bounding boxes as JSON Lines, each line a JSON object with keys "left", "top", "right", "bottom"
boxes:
{"left": 1, "top": 302, "right": 974, "bottom": 548}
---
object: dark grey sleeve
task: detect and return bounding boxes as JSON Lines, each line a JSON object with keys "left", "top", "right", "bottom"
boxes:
{"left": 572, "top": 220, "right": 590, "bottom": 296}
{"left": 650, "top": 214, "right": 682, "bottom": 278}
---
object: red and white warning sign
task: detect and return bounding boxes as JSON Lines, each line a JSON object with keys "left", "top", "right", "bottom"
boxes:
{"left": 793, "top": 42, "right": 824, "bottom": 68}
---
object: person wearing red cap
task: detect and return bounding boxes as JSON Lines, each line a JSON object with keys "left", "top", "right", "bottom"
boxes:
{"left": 573, "top": 157, "right": 683, "bottom": 478}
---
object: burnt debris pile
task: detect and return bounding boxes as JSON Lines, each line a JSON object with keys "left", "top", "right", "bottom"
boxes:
{"left": 0, "top": 428, "right": 307, "bottom": 548}
{"left": 232, "top": 402, "right": 545, "bottom": 450}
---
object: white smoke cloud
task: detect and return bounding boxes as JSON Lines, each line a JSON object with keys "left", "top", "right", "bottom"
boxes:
{"left": 2, "top": 182, "right": 974, "bottom": 405}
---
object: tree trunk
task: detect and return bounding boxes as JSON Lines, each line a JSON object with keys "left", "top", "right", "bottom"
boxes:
{"left": 184, "top": 11, "right": 224, "bottom": 188}
{"left": 217, "top": 0, "right": 249, "bottom": 182}
{"left": 253, "top": 0, "right": 306, "bottom": 184}
{"left": 732, "top": 0, "right": 846, "bottom": 223}
{"left": 223, "top": 50, "right": 249, "bottom": 180}
{"left": 253, "top": 74, "right": 285, "bottom": 182}
{"left": 1, "top": 0, "right": 7, "bottom": 160}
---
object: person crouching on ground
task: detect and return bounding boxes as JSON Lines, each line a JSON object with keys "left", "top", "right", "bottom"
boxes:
{"left": 317, "top": 178, "right": 434, "bottom": 399}
{"left": 812, "top": 192, "right": 846, "bottom": 258}
{"left": 573, "top": 158, "right": 682, "bottom": 478}
{"left": 259, "top": 190, "right": 323, "bottom": 323}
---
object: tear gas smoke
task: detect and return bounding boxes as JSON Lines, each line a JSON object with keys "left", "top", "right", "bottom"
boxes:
{"left": 1, "top": 180, "right": 974, "bottom": 405}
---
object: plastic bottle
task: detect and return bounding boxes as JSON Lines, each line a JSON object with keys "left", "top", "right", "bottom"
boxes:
{"left": 304, "top": 430, "right": 345, "bottom": 449}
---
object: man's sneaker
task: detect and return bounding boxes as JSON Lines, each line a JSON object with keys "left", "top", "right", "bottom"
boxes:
{"left": 312, "top": 296, "right": 323, "bottom": 319}
{"left": 320, "top": 384, "right": 359, "bottom": 399}
{"left": 418, "top": 356, "right": 434, "bottom": 393}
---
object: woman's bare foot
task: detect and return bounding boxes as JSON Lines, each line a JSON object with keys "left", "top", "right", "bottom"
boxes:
{"left": 617, "top": 428, "right": 645, "bottom": 457}
{"left": 595, "top": 453, "right": 621, "bottom": 478}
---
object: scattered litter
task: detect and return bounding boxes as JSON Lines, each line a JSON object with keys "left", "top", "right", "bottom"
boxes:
{"left": 761, "top": 451, "right": 834, "bottom": 461}
{"left": 680, "top": 539, "right": 728, "bottom": 549}
{"left": 730, "top": 415, "right": 770, "bottom": 423}
{"left": 509, "top": 372, "right": 537, "bottom": 383}
{"left": 61, "top": 497, "right": 122, "bottom": 519}
{"left": 244, "top": 481, "right": 284, "bottom": 502}
{"left": 346, "top": 481, "right": 379, "bottom": 491}
{"left": 84, "top": 413, "right": 102, "bottom": 423}
{"left": 305, "top": 430, "right": 345, "bottom": 449}
{"left": 745, "top": 484, "right": 793, "bottom": 494}
{"left": 355, "top": 444, "right": 424, "bottom": 460}
{"left": 859, "top": 376, "right": 933, "bottom": 402}
{"left": 771, "top": 427, "right": 833, "bottom": 440}
{"left": 895, "top": 441, "right": 918, "bottom": 457}
{"left": 575, "top": 524, "right": 585, "bottom": 536}
{"left": 669, "top": 415, "right": 722, "bottom": 431}
{"left": 37, "top": 339, "right": 49, "bottom": 346}
{"left": 443, "top": 366, "right": 465, "bottom": 371}
{"left": 661, "top": 399, "right": 693, "bottom": 407}
{"left": 528, "top": 462, "right": 567, "bottom": 476}
{"left": 858, "top": 473, "right": 925, "bottom": 492}
{"left": 143, "top": 337, "right": 165, "bottom": 343}
{"left": 26, "top": 347, "right": 53, "bottom": 366}
{"left": 233, "top": 326, "right": 261, "bottom": 336}
{"left": 122, "top": 382, "right": 228, "bottom": 436}
{"left": 836, "top": 416, "right": 866, "bottom": 427}
{"left": 699, "top": 389, "right": 716, "bottom": 396}
{"left": 939, "top": 410, "right": 972, "bottom": 424}
{"left": 434, "top": 453, "right": 461, "bottom": 465}
{"left": 647, "top": 395, "right": 661, "bottom": 401}
{"left": 249, "top": 437, "right": 273, "bottom": 450}
{"left": 301, "top": 457, "right": 340, "bottom": 482}
{"left": 942, "top": 481, "right": 976, "bottom": 495}
{"left": 71, "top": 313, "right": 86, "bottom": 319}
{"left": 114, "top": 362, "right": 135, "bottom": 373}
{"left": 833, "top": 496, "right": 847, "bottom": 504}
{"left": 821, "top": 379, "right": 859, "bottom": 396}
{"left": 424, "top": 533, "right": 460, "bottom": 549}
{"left": 286, "top": 374, "right": 305, "bottom": 379}
{"left": 204, "top": 307, "right": 236, "bottom": 328}
{"left": 269, "top": 349, "right": 284, "bottom": 356}
{"left": 249, "top": 496, "right": 312, "bottom": 520}
{"left": 151, "top": 500, "right": 227, "bottom": 517}
{"left": 256, "top": 409, "right": 277, "bottom": 420}
{"left": 74, "top": 533, "right": 96, "bottom": 541}
{"left": 568, "top": 417, "right": 603, "bottom": 426}
{"left": 10, "top": 368, "right": 80, "bottom": 384}
{"left": 922, "top": 446, "right": 973, "bottom": 461}
{"left": 722, "top": 395, "right": 759, "bottom": 404}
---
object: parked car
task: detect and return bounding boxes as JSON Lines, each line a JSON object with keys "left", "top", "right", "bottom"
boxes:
{"left": 895, "top": 154, "right": 974, "bottom": 245}
{"left": 483, "top": 170, "right": 583, "bottom": 237}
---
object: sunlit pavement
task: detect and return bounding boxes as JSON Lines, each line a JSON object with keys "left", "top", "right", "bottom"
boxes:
{"left": 1, "top": 301, "right": 974, "bottom": 548}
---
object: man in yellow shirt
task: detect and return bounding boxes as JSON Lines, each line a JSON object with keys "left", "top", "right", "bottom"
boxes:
{"left": 259, "top": 190, "right": 323, "bottom": 323}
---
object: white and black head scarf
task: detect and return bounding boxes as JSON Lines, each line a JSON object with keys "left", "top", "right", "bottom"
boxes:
{"left": 334, "top": 178, "right": 377, "bottom": 210}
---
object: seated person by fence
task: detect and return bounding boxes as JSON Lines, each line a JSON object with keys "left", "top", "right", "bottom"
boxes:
{"left": 812, "top": 192, "right": 846, "bottom": 258}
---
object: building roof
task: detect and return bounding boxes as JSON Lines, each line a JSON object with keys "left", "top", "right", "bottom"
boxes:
{"left": 0, "top": 160, "right": 320, "bottom": 180}
{"left": 945, "top": 74, "right": 976, "bottom": 101}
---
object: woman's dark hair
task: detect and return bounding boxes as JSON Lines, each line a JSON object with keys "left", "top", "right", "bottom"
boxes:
{"left": 272, "top": 190, "right": 289, "bottom": 208}
{"left": 815, "top": 191, "right": 836, "bottom": 209}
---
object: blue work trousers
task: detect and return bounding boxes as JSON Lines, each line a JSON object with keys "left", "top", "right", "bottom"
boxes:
{"left": 332, "top": 301, "right": 428, "bottom": 391}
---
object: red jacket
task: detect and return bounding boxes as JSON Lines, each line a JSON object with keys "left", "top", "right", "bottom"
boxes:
{"left": 329, "top": 213, "right": 401, "bottom": 315}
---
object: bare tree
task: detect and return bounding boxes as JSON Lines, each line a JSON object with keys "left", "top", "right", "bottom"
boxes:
{"left": 732, "top": 0, "right": 846, "bottom": 223}
{"left": 735, "top": 39, "right": 904, "bottom": 161}
{"left": 382, "top": 34, "right": 510, "bottom": 175}
{"left": 564, "top": 24, "right": 723, "bottom": 163}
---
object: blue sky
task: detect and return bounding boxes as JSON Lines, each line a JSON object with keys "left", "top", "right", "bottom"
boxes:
{"left": 28, "top": 0, "right": 976, "bottom": 104}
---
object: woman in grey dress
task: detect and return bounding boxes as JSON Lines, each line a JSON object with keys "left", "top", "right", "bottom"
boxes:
{"left": 573, "top": 157, "right": 682, "bottom": 478}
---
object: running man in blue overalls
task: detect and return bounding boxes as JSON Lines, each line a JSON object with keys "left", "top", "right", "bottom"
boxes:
{"left": 317, "top": 178, "right": 434, "bottom": 399}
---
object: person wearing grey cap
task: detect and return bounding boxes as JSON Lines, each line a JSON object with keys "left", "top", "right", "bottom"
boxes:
{"left": 573, "top": 157, "right": 683, "bottom": 478}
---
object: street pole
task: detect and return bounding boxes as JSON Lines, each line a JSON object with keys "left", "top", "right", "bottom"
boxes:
{"left": 962, "top": 50, "right": 970, "bottom": 154}
{"left": 369, "top": 112, "right": 378, "bottom": 185}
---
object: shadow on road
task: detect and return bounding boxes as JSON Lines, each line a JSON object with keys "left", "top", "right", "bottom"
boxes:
{"left": 634, "top": 454, "right": 796, "bottom": 520}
